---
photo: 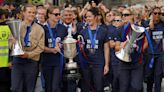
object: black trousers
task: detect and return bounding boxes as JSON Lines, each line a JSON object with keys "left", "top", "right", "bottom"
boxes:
{"left": 11, "top": 59, "right": 38, "bottom": 92}
{"left": 0, "top": 67, "right": 11, "bottom": 92}
{"left": 119, "top": 62, "right": 143, "bottom": 92}
{"left": 144, "top": 54, "right": 164, "bottom": 92}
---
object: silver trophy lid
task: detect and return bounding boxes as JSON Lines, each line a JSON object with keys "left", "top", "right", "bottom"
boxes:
{"left": 63, "top": 37, "right": 77, "bottom": 44}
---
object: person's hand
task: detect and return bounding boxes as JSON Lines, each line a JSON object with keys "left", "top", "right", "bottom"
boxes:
{"left": 18, "top": 53, "right": 28, "bottom": 58}
{"left": 51, "top": 44, "right": 61, "bottom": 54}
{"left": 8, "top": 62, "right": 12, "bottom": 69}
{"left": 51, "top": 48, "right": 58, "bottom": 54}
{"left": 104, "top": 64, "right": 109, "bottom": 75}
{"left": 115, "top": 45, "right": 121, "bottom": 52}
{"left": 109, "top": 40, "right": 115, "bottom": 48}
{"left": 85, "top": 2, "right": 91, "bottom": 10}
{"left": 149, "top": 15, "right": 154, "bottom": 30}
{"left": 9, "top": 36, "right": 16, "bottom": 45}
{"left": 55, "top": 46, "right": 61, "bottom": 53}
{"left": 84, "top": 2, "right": 90, "bottom": 9}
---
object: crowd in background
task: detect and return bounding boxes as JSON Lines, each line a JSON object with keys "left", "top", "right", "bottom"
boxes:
{"left": 0, "top": 0, "right": 164, "bottom": 92}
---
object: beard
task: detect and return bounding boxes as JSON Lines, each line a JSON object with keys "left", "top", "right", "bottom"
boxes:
{"left": 160, "top": 16, "right": 164, "bottom": 22}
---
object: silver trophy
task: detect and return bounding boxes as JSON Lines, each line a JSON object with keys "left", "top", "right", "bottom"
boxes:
{"left": 56, "top": 27, "right": 84, "bottom": 79}
{"left": 115, "top": 24, "right": 145, "bottom": 62}
{"left": 7, "top": 20, "right": 24, "bottom": 56}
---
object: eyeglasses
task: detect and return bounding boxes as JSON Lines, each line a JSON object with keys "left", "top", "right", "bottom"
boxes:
{"left": 153, "top": 12, "right": 161, "bottom": 15}
{"left": 51, "top": 13, "right": 60, "bottom": 16}
{"left": 113, "top": 19, "right": 122, "bottom": 22}
{"left": 122, "top": 13, "right": 131, "bottom": 17}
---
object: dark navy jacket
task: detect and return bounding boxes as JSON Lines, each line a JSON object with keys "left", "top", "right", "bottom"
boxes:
{"left": 80, "top": 25, "right": 109, "bottom": 65}
{"left": 41, "top": 24, "right": 68, "bottom": 66}
{"left": 108, "top": 24, "right": 124, "bottom": 65}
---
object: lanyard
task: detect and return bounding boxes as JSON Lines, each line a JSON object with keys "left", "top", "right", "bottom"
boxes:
{"left": 123, "top": 22, "right": 131, "bottom": 41}
{"left": 24, "top": 22, "right": 33, "bottom": 47}
{"left": 47, "top": 23, "right": 57, "bottom": 48}
{"left": 88, "top": 25, "right": 99, "bottom": 49}
{"left": 145, "top": 29, "right": 154, "bottom": 68}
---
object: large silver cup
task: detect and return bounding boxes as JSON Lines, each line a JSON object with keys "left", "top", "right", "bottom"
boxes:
{"left": 63, "top": 37, "right": 78, "bottom": 69}
{"left": 56, "top": 28, "right": 83, "bottom": 79}
{"left": 115, "top": 24, "right": 145, "bottom": 62}
{"left": 7, "top": 20, "right": 24, "bottom": 56}
{"left": 62, "top": 36, "right": 81, "bottom": 79}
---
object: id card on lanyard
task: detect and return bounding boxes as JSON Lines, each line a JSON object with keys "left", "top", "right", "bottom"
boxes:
{"left": 47, "top": 23, "right": 57, "bottom": 48}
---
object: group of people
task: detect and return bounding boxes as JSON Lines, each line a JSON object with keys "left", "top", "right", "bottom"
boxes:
{"left": 0, "top": 0, "right": 164, "bottom": 92}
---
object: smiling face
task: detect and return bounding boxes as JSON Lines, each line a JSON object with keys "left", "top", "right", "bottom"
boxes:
{"left": 85, "top": 11, "right": 97, "bottom": 26}
{"left": 23, "top": 6, "right": 36, "bottom": 22}
{"left": 105, "top": 11, "right": 115, "bottom": 24}
{"left": 152, "top": 8, "right": 161, "bottom": 22}
{"left": 113, "top": 16, "right": 123, "bottom": 27}
{"left": 36, "top": 8, "right": 47, "bottom": 23}
{"left": 48, "top": 8, "right": 61, "bottom": 23}
{"left": 122, "top": 9, "right": 133, "bottom": 23}
{"left": 62, "top": 9, "right": 74, "bottom": 24}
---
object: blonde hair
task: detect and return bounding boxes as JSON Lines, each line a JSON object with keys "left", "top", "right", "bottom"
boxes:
{"left": 123, "top": 8, "right": 134, "bottom": 23}
{"left": 22, "top": 4, "right": 36, "bottom": 12}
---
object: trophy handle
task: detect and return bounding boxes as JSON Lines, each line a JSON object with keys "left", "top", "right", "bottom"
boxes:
{"left": 77, "top": 35, "right": 85, "bottom": 45}
{"left": 115, "top": 24, "right": 145, "bottom": 62}
{"left": 56, "top": 37, "right": 61, "bottom": 46}
{"left": 55, "top": 37, "right": 64, "bottom": 56}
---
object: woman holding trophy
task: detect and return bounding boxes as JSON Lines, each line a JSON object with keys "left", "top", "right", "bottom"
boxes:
{"left": 115, "top": 8, "right": 146, "bottom": 92}
{"left": 40, "top": 6, "right": 67, "bottom": 92}
{"left": 79, "top": 7, "right": 110, "bottom": 92}
{"left": 9, "top": 4, "right": 45, "bottom": 92}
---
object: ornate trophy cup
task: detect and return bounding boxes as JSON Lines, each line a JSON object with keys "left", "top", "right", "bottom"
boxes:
{"left": 56, "top": 27, "right": 82, "bottom": 80}
{"left": 115, "top": 24, "right": 145, "bottom": 62}
{"left": 7, "top": 20, "right": 24, "bottom": 56}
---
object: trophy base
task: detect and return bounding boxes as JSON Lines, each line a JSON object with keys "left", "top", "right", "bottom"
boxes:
{"left": 63, "top": 67, "right": 81, "bottom": 80}
{"left": 115, "top": 48, "right": 131, "bottom": 62}
{"left": 11, "top": 49, "right": 24, "bottom": 56}
{"left": 65, "top": 62, "right": 78, "bottom": 69}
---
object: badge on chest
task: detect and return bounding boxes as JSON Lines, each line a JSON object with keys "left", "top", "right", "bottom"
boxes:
{"left": 86, "top": 39, "right": 99, "bottom": 54}
{"left": 152, "top": 31, "right": 163, "bottom": 39}
{"left": 48, "top": 38, "right": 55, "bottom": 48}
{"left": 152, "top": 31, "right": 163, "bottom": 43}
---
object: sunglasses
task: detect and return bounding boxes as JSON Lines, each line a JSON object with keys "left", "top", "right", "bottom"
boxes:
{"left": 153, "top": 12, "right": 161, "bottom": 15}
{"left": 51, "top": 13, "right": 60, "bottom": 16}
{"left": 122, "top": 13, "right": 131, "bottom": 17}
{"left": 113, "top": 19, "right": 122, "bottom": 22}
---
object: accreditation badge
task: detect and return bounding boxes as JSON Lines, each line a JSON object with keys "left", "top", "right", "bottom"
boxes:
{"left": 48, "top": 38, "right": 53, "bottom": 48}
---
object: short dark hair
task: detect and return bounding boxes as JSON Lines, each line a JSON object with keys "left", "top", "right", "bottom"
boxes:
{"left": 47, "top": 6, "right": 59, "bottom": 14}
{"left": 0, "top": 9, "right": 9, "bottom": 19}
{"left": 89, "top": 0, "right": 101, "bottom": 5}
{"left": 87, "top": 7, "right": 99, "bottom": 16}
